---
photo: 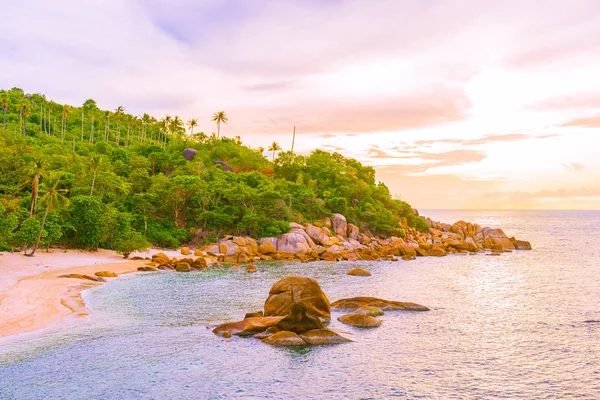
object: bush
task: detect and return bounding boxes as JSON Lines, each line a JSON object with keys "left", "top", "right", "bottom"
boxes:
{"left": 116, "top": 232, "right": 151, "bottom": 258}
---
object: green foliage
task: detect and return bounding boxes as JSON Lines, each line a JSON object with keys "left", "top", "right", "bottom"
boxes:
{"left": 0, "top": 87, "right": 426, "bottom": 252}
{"left": 116, "top": 232, "right": 151, "bottom": 258}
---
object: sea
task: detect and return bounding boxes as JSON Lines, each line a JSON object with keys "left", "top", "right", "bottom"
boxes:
{"left": 1, "top": 210, "right": 599, "bottom": 399}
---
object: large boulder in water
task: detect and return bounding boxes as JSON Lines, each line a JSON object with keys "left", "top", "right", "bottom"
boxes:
{"left": 261, "top": 331, "right": 307, "bottom": 346}
{"left": 275, "top": 302, "right": 324, "bottom": 334}
{"left": 183, "top": 148, "right": 197, "bottom": 161}
{"left": 300, "top": 329, "right": 352, "bottom": 345}
{"left": 212, "top": 316, "right": 284, "bottom": 336}
{"left": 338, "top": 313, "right": 382, "bottom": 328}
{"left": 264, "top": 276, "right": 331, "bottom": 319}
{"left": 331, "top": 297, "right": 430, "bottom": 312}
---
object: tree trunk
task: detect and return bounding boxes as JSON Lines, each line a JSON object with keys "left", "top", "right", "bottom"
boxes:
{"left": 29, "top": 175, "right": 39, "bottom": 216}
{"left": 3, "top": 108, "right": 6, "bottom": 135}
{"left": 26, "top": 208, "right": 48, "bottom": 257}
{"left": 90, "top": 168, "right": 97, "bottom": 196}
{"left": 217, "top": 121, "right": 220, "bottom": 139}
{"left": 81, "top": 111, "right": 84, "bottom": 141}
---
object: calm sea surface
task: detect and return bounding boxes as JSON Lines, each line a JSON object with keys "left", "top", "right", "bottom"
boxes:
{"left": 1, "top": 210, "right": 599, "bottom": 399}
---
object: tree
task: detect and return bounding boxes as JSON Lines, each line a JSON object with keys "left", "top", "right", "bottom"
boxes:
{"left": 268, "top": 142, "right": 282, "bottom": 161}
{"left": 116, "top": 232, "right": 151, "bottom": 259}
{"left": 21, "top": 101, "right": 30, "bottom": 136}
{"left": 89, "top": 155, "right": 101, "bottom": 196}
{"left": 61, "top": 105, "right": 69, "bottom": 142}
{"left": 115, "top": 106, "right": 125, "bottom": 144}
{"left": 26, "top": 173, "right": 69, "bottom": 256}
{"left": 187, "top": 118, "right": 198, "bottom": 135}
{"left": 22, "top": 158, "right": 47, "bottom": 216}
{"left": 211, "top": 111, "right": 228, "bottom": 139}
{"left": 1, "top": 91, "right": 8, "bottom": 135}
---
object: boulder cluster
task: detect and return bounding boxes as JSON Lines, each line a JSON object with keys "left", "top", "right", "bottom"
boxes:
{"left": 193, "top": 213, "right": 532, "bottom": 264}
{"left": 212, "top": 276, "right": 430, "bottom": 346}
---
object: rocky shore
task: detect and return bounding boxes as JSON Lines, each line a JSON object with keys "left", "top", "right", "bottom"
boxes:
{"left": 143, "top": 213, "right": 532, "bottom": 271}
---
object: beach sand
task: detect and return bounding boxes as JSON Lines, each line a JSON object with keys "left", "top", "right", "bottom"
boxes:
{"left": 0, "top": 248, "right": 182, "bottom": 340}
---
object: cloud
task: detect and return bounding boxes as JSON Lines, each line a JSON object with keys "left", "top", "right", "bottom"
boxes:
{"left": 366, "top": 147, "right": 487, "bottom": 174}
{"left": 414, "top": 133, "right": 559, "bottom": 147}
{"left": 562, "top": 162, "right": 585, "bottom": 171}
{"left": 560, "top": 115, "right": 600, "bottom": 128}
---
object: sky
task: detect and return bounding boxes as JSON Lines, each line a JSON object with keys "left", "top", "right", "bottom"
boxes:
{"left": 1, "top": 0, "right": 599, "bottom": 209}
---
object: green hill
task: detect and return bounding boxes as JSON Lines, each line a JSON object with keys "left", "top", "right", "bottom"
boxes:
{"left": 0, "top": 87, "right": 428, "bottom": 254}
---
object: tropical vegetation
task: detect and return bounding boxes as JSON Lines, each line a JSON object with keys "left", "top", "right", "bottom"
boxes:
{"left": 0, "top": 87, "right": 428, "bottom": 254}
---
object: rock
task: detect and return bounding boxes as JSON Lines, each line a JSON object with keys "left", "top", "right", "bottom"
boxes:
{"left": 181, "top": 247, "right": 190, "bottom": 255}
{"left": 152, "top": 252, "right": 170, "bottom": 264}
{"left": 221, "top": 331, "right": 232, "bottom": 339}
{"left": 138, "top": 266, "right": 158, "bottom": 272}
{"left": 194, "top": 249, "right": 203, "bottom": 256}
{"left": 244, "top": 311, "right": 264, "bottom": 319}
{"left": 230, "top": 264, "right": 241, "bottom": 270}
{"left": 428, "top": 247, "right": 446, "bottom": 257}
{"left": 338, "top": 313, "right": 382, "bottom": 328}
{"left": 414, "top": 247, "right": 428, "bottom": 257}
{"left": 347, "top": 268, "right": 371, "bottom": 277}
{"left": 175, "top": 262, "right": 191, "bottom": 272}
{"left": 355, "top": 306, "right": 384, "bottom": 317}
{"left": 238, "top": 253, "right": 250, "bottom": 263}
{"left": 331, "top": 297, "right": 430, "bottom": 312}
{"left": 213, "top": 316, "right": 285, "bottom": 336}
{"left": 331, "top": 213, "right": 348, "bottom": 237}
{"left": 276, "top": 302, "right": 325, "bottom": 334}
{"left": 264, "top": 276, "right": 331, "bottom": 319}
{"left": 252, "top": 326, "right": 280, "bottom": 339}
{"left": 95, "top": 271, "right": 118, "bottom": 278}
{"left": 289, "top": 222, "right": 304, "bottom": 230}
{"left": 183, "top": 148, "right": 197, "bottom": 161}
{"left": 214, "top": 159, "right": 233, "bottom": 171}
{"left": 401, "top": 255, "right": 416, "bottom": 261}
{"left": 306, "top": 224, "right": 329, "bottom": 245}
{"left": 276, "top": 232, "right": 311, "bottom": 253}
{"left": 57, "top": 274, "right": 106, "bottom": 282}
{"left": 513, "top": 240, "right": 532, "bottom": 250}
{"left": 300, "top": 329, "right": 352, "bottom": 345}
{"left": 245, "top": 264, "right": 257, "bottom": 273}
{"left": 130, "top": 256, "right": 144, "bottom": 260}
{"left": 261, "top": 331, "right": 307, "bottom": 346}
{"left": 258, "top": 241, "right": 276, "bottom": 254}
{"left": 347, "top": 223, "right": 360, "bottom": 240}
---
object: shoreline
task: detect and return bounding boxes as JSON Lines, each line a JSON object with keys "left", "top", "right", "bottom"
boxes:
{"left": 0, "top": 249, "right": 183, "bottom": 342}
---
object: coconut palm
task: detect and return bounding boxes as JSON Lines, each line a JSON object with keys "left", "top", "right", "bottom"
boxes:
{"left": 21, "top": 101, "right": 30, "bottom": 136}
{"left": 187, "top": 119, "right": 198, "bottom": 135}
{"left": 141, "top": 113, "right": 151, "bottom": 142}
{"left": 115, "top": 106, "right": 125, "bottom": 144}
{"left": 61, "top": 105, "right": 69, "bottom": 142}
{"left": 22, "top": 158, "right": 47, "bottom": 216}
{"left": 26, "top": 173, "right": 69, "bottom": 256}
{"left": 89, "top": 155, "right": 101, "bottom": 196}
{"left": 211, "top": 111, "right": 228, "bottom": 139}
{"left": 268, "top": 142, "right": 282, "bottom": 161}
{"left": 1, "top": 92, "right": 8, "bottom": 135}
{"left": 171, "top": 116, "right": 184, "bottom": 136}
{"left": 257, "top": 146, "right": 265, "bottom": 155}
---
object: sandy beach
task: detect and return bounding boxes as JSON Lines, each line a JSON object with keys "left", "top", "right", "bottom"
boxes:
{"left": 0, "top": 248, "right": 182, "bottom": 341}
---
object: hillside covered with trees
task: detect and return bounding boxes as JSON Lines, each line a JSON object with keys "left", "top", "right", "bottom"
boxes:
{"left": 0, "top": 87, "right": 429, "bottom": 254}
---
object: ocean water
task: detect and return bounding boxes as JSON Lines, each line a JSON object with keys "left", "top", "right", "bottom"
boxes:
{"left": 1, "top": 210, "right": 599, "bottom": 399}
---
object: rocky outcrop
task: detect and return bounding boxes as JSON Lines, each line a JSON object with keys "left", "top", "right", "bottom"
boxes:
{"left": 331, "top": 213, "right": 348, "bottom": 237}
{"left": 58, "top": 274, "right": 105, "bottom": 282}
{"left": 347, "top": 268, "right": 371, "bottom": 277}
{"left": 213, "top": 316, "right": 284, "bottom": 337}
{"left": 261, "top": 331, "right": 307, "bottom": 346}
{"left": 275, "top": 302, "right": 324, "bottom": 334}
{"left": 331, "top": 297, "right": 430, "bottom": 312}
{"left": 263, "top": 276, "right": 330, "bottom": 319}
{"left": 300, "top": 329, "right": 352, "bottom": 345}
{"left": 95, "top": 271, "right": 118, "bottom": 278}
{"left": 338, "top": 313, "right": 382, "bottom": 328}
{"left": 276, "top": 231, "right": 312, "bottom": 253}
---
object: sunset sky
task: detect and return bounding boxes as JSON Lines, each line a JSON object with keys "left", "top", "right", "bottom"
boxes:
{"left": 2, "top": 0, "right": 599, "bottom": 209}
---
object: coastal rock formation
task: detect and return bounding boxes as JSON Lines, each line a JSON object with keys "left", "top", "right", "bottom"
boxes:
{"left": 262, "top": 331, "right": 307, "bottom": 346}
{"left": 95, "top": 271, "right": 118, "bottom": 278}
{"left": 213, "top": 316, "right": 284, "bottom": 336}
{"left": 275, "top": 302, "right": 324, "bottom": 334}
{"left": 331, "top": 297, "right": 430, "bottom": 312}
{"left": 347, "top": 268, "right": 371, "bottom": 277}
{"left": 58, "top": 274, "right": 106, "bottom": 282}
{"left": 263, "top": 276, "right": 331, "bottom": 319}
{"left": 331, "top": 213, "right": 348, "bottom": 237}
{"left": 338, "top": 313, "right": 383, "bottom": 328}
{"left": 300, "top": 329, "right": 352, "bottom": 345}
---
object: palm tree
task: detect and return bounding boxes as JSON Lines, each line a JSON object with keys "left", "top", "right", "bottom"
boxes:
{"left": 89, "top": 155, "right": 101, "bottom": 196}
{"left": 115, "top": 106, "right": 125, "bottom": 144}
{"left": 22, "top": 158, "right": 47, "bottom": 216}
{"left": 171, "top": 116, "right": 184, "bottom": 136}
{"left": 1, "top": 92, "right": 8, "bottom": 135}
{"left": 142, "top": 113, "right": 151, "bottom": 142}
{"left": 194, "top": 131, "right": 207, "bottom": 143}
{"left": 257, "top": 146, "right": 265, "bottom": 155}
{"left": 21, "top": 101, "right": 30, "bottom": 136}
{"left": 26, "top": 173, "right": 69, "bottom": 256}
{"left": 211, "top": 111, "right": 228, "bottom": 139}
{"left": 187, "top": 119, "right": 198, "bottom": 135}
{"left": 268, "top": 142, "right": 282, "bottom": 161}
{"left": 61, "top": 105, "right": 69, "bottom": 142}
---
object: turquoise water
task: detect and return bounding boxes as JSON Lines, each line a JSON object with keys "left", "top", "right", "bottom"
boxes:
{"left": 1, "top": 210, "right": 599, "bottom": 399}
